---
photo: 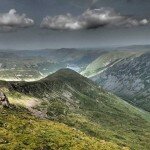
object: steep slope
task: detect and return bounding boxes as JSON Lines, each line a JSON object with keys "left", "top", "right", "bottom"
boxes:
{"left": 0, "top": 107, "right": 122, "bottom": 150}
{"left": 1, "top": 69, "right": 150, "bottom": 150}
{"left": 81, "top": 51, "right": 143, "bottom": 77}
{"left": 91, "top": 52, "right": 150, "bottom": 112}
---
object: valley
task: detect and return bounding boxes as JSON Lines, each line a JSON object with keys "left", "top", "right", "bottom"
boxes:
{"left": 1, "top": 1, "right": 150, "bottom": 149}
{"left": 1, "top": 47, "right": 149, "bottom": 113}
{"left": 88, "top": 51, "right": 150, "bottom": 112}
{"left": 0, "top": 46, "right": 150, "bottom": 150}
{"left": 0, "top": 49, "right": 105, "bottom": 81}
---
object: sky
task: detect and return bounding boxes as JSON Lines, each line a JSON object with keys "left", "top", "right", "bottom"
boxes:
{"left": 0, "top": 0, "right": 150, "bottom": 50}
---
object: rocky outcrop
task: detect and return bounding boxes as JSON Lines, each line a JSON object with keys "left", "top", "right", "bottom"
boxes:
{"left": 0, "top": 92, "right": 10, "bottom": 107}
{"left": 91, "top": 52, "right": 150, "bottom": 112}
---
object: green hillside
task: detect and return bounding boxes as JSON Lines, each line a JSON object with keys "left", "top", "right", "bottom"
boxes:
{"left": 1, "top": 69, "right": 149, "bottom": 150}
{"left": 90, "top": 52, "right": 150, "bottom": 112}
{"left": 81, "top": 51, "right": 142, "bottom": 77}
{"left": 0, "top": 107, "right": 123, "bottom": 150}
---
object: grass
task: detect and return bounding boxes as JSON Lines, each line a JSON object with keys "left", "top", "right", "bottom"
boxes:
{"left": 0, "top": 107, "right": 124, "bottom": 150}
{"left": 0, "top": 69, "right": 150, "bottom": 150}
{"left": 81, "top": 51, "right": 142, "bottom": 77}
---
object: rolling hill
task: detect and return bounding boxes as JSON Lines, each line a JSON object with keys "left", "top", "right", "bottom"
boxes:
{"left": 81, "top": 51, "right": 143, "bottom": 77}
{"left": 0, "top": 48, "right": 105, "bottom": 81}
{"left": 0, "top": 69, "right": 149, "bottom": 150}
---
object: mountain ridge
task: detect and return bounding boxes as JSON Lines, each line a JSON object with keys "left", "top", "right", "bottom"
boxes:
{"left": 0, "top": 68, "right": 149, "bottom": 150}
{"left": 90, "top": 52, "right": 150, "bottom": 112}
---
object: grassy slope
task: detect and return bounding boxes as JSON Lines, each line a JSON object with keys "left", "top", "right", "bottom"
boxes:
{"left": 81, "top": 51, "right": 142, "bottom": 77}
{"left": 0, "top": 107, "right": 122, "bottom": 150}
{"left": 0, "top": 69, "right": 150, "bottom": 150}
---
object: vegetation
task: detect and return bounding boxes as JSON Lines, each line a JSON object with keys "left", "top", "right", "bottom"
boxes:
{"left": 0, "top": 48, "right": 104, "bottom": 81}
{"left": 0, "top": 69, "right": 150, "bottom": 149}
{"left": 0, "top": 107, "right": 123, "bottom": 150}
{"left": 81, "top": 51, "right": 142, "bottom": 77}
{"left": 91, "top": 52, "right": 150, "bottom": 112}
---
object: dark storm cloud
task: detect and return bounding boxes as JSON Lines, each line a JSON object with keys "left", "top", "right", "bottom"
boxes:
{"left": 89, "top": 0, "right": 98, "bottom": 8}
{"left": 41, "top": 8, "right": 149, "bottom": 30}
{"left": 0, "top": 0, "right": 150, "bottom": 49}
{"left": 0, "top": 9, "right": 34, "bottom": 31}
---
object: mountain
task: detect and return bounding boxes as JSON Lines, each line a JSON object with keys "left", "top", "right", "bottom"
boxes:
{"left": 0, "top": 48, "right": 105, "bottom": 81}
{"left": 90, "top": 52, "right": 150, "bottom": 112}
{"left": 117, "top": 44, "right": 150, "bottom": 51}
{"left": 1, "top": 69, "right": 150, "bottom": 150}
{"left": 81, "top": 51, "right": 143, "bottom": 77}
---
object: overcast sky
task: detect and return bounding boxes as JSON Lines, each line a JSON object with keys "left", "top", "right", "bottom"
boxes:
{"left": 0, "top": 0, "right": 150, "bottom": 50}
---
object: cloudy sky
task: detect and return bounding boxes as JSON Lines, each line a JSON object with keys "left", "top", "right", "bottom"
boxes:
{"left": 0, "top": 0, "right": 150, "bottom": 50}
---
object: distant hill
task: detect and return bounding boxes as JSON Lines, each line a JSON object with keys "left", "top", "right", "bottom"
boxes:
{"left": 81, "top": 51, "right": 142, "bottom": 77}
{"left": 0, "top": 48, "right": 105, "bottom": 81}
{"left": 1, "top": 69, "right": 150, "bottom": 150}
{"left": 90, "top": 52, "right": 150, "bottom": 112}
{"left": 117, "top": 44, "right": 150, "bottom": 51}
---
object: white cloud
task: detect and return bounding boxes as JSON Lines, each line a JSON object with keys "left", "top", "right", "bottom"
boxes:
{"left": 0, "top": 9, "right": 34, "bottom": 31}
{"left": 41, "top": 8, "right": 149, "bottom": 30}
{"left": 140, "top": 19, "right": 149, "bottom": 25}
{"left": 41, "top": 13, "right": 81, "bottom": 30}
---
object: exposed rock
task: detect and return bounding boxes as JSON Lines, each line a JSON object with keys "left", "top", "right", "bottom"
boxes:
{"left": 0, "top": 91, "right": 10, "bottom": 108}
{"left": 91, "top": 52, "right": 150, "bottom": 112}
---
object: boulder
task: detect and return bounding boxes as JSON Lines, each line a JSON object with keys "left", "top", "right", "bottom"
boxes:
{"left": 0, "top": 92, "right": 10, "bottom": 107}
